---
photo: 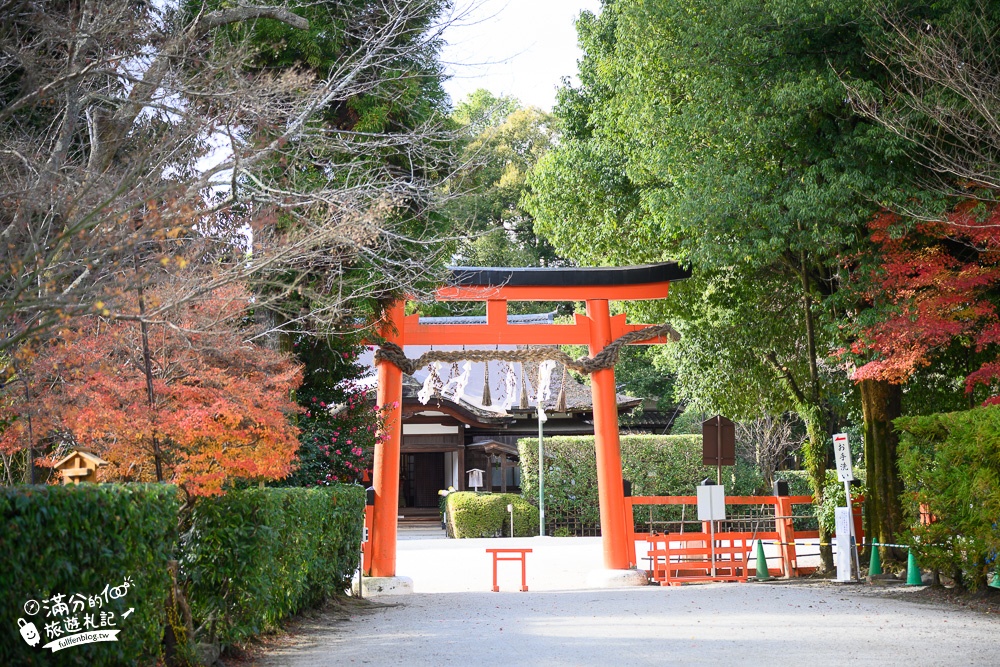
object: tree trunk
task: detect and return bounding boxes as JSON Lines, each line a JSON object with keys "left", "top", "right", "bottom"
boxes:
{"left": 12, "top": 356, "right": 37, "bottom": 485}
{"left": 763, "top": 256, "right": 834, "bottom": 572}
{"left": 860, "top": 378, "right": 904, "bottom": 564}
{"left": 799, "top": 258, "right": 834, "bottom": 572}
{"left": 136, "top": 277, "right": 164, "bottom": 482}
{"left": 800, "top": 404, "right": 834, "bottom": 572}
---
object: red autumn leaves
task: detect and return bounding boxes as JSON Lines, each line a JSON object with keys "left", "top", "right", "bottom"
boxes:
{"left": 0, "top": 285, "right": 303, "bottom": 495}
{"left": 851, "top": 199, "right": 1000, "bottom": 399}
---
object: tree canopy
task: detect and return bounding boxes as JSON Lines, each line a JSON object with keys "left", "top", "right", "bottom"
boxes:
{"left": 525, "top": 0, "right": 938, "bottom": 568}
{"left": 0, "top": 0, "right": 459, "bottom": 354}
{"left": 0, "top": 286, "right": 302, "bottom": 495}
{"left": 0, "top": 0, "right": 460, "bottom": 487}
{"left": 447, "top": 89, "right": 561, "bottom": 269}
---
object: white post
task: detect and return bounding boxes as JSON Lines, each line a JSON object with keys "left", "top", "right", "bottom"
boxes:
{"left": 710, "top": 519, "right": 716, "bottom": 578}
{"left": 833, "top": 433, "right": 861, "bottom": 582}
{"left": 538, "top": 416, "right": 545, "bottom": 537}
{"left": 845, "top": 480, "right": 861, "bottom": 581}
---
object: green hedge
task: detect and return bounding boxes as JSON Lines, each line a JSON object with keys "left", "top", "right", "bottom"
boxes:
{"left": 181, "top": 485, "right": 364, "bottom": 645}
{"left": 446, "top": 492, "right": 539, "bottom": 538}
{"left": 0, "top": 484, "right": 364, "bottom": 663}
{"left": 0, "top": 484, "right": 178, "bottom": 667}
{"left": 896, "top": 406, "right": 1000, "bottom": 590}
{"left": 518, "top": 435, "right": 766, "bottom": 534}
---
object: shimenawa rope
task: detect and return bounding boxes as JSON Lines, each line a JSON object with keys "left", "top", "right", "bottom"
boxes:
{"left": 373, "top": 323, "right": 680, "bottom": 375}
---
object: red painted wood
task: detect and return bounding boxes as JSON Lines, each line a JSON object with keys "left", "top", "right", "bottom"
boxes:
{"left": 435, "top": 282, "right": 671, "bottom": 302}
{"left": 588, "top": 298, "right": 630, "bottom": 571}
{"left": 371, "top": 301, "right": 405, "bottom": 578}
{"left": 487, "top": 548, "right": 532, "bottom": 592}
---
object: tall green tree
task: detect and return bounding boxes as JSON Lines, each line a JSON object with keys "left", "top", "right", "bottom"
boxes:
{"left": 212, "top": 1, "right": 460, "bottom": 435}
{"left": 415, "top": 89, "right": 564, "bottom": 319}
{"left": 526, "top": 0, "right": 923, "bottom": 569}
{"left": 448, "top": 90, "right": 561, "bottom": 269}
{"left": 249, "top": 3, "right": 464, "bottom": 493}
{"left": 218, "top": 0, "right": 459, "bottom": 330}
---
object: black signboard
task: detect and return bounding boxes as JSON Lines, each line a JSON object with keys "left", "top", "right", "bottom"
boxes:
{"left": 702, "top": 415, "right": 736, "bottom": 466}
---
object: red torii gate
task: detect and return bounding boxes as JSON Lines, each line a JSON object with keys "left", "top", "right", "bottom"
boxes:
{"left": 369, "top": 263, "right": 690, "bottom": 579}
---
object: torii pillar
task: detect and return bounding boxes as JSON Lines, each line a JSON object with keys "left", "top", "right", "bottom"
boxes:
{"left": 370, "top": 301, "right": 404, "bottom": 580}
{"left": 586, "top": 297, "right": 632, "bottom": 571}
{"left": 365, "top": 263, "right": 690, "bottom": 590}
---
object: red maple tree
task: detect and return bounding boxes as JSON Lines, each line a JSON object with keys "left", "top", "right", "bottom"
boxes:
{"left": 0, "top": 284, "right": 303, "bottom": 495}
{"left": 851, "top": 199, "right": 1000, "bottom": 401}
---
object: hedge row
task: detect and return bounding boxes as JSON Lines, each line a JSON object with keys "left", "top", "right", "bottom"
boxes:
{"left": 518, "top": 435, "right": 766, "bottom": 534}
{"left": 445, "top": 492, "right": 538, "bottom": 538}
{"left": 0, "top": 484, "right": 178, "bottom": 666}
{"left": 0, "top": 484, "right": 364, "bottom": 666}
{"left": 182, "top": 485, "right": 364, "bottom": 645}
{"left": 896, "top": 405, "right": 1000, "bottom": 590}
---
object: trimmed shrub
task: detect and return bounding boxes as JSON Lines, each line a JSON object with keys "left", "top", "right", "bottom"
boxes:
{"left": 181, "top": 485, "right": 364, "bottom": 645}
{"left": 518, "top": 435, "right": 767, "bottom": 534}
{"left": 896, "top": 406, "right": 1000, "bottom": 590}
{"left": 0, "top": 484, "right": 178, "bottom": 667}
{"left": 446, "top": 492, "right": 539, "bottom": 538}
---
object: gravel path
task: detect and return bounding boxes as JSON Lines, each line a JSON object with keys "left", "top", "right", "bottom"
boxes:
{"left": 255, "top": 533, "right": 1000, "bottom": 666}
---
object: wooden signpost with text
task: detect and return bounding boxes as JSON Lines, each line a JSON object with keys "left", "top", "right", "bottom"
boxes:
{"left": 833, "top": 433, "right": 861, "bottom": 582}
{"left": 702, "top": 415, "right": 735, "bottom": 485}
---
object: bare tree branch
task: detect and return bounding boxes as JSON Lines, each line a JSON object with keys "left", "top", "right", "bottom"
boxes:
{"left": 847, "top": 3, "right": 1000, "bottom": 195}
{"left": 0, "top": 0, "right": 465, "bottom": 352}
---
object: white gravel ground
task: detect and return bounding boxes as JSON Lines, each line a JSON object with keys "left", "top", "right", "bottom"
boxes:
{"left": 256, "top": 530, "right": 1000, "bottom": 667}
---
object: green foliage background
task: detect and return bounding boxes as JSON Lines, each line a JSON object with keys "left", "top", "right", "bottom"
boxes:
{"left": 518, "top": 435, "right": 766, "bottom": 534}
{"left": 283, "top": 335, "right": 380, "bottom": 487}
{"left": 0, "top": 484, "right": 364, "bottom": 663}
{"left": 0, "top": 485, "right": 178, "bottom": 666}
{"left": 896, "top": 406, "right": 1000, "bottom": 590}
{"left": 181, "top": 485, "right": 364, "bottom": 645}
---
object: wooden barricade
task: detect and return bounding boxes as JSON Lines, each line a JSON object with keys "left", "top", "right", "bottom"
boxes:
{"left": 625, "top": 495, "right": 824, "bottom": 583}
{"left": 647, "top": 532, "right": 751, "bottom": 585}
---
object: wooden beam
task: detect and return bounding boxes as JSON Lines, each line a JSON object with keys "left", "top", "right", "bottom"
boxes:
{"left": 402, "top": 313, "right": 671, "bottom": 347}
{"left": 435, "top": 282, "right": 671, "bottom": 303}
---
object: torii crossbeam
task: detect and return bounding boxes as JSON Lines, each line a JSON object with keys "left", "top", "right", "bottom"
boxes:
{"left": 369, "top": 262, "right": 690, "bottom": 581}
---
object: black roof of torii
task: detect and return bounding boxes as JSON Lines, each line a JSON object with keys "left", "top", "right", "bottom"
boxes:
{"left": 448, "top": 262, "right": 691, "bottom": 288}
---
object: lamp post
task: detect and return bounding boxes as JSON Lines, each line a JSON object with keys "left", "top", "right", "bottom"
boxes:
{"left": 538, "top": 413, "right": 545, "bottom": 537}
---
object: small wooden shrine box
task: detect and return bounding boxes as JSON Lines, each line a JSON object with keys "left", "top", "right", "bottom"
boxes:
{"left": 53, "top": 449, "right": 108, "bottom": 485}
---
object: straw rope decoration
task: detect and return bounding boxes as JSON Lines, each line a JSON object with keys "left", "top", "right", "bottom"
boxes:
{"left": 554, "top": 364, "right": 568, "bottom": 413}
{"left": 373, "top": 323, "right": 680, "bottom": 376}
{"left": 481, "top": 362, "right": 492, "bottom": 406}
{"left": 518, "top": 362, "right": 529, "bottom": 409}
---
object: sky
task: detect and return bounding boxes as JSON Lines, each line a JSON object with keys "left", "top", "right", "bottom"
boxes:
{"left": 439, "top": 0, "right": 602, "bottom": 112}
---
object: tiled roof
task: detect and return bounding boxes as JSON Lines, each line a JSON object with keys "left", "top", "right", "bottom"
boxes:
{"left": 402, "top": 375, "right": 511, "bottom": 423}
{"left": 510, "top": 360, "right": 642, "bottom": 414}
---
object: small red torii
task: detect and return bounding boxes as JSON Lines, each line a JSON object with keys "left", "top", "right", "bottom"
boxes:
{"left": 369, "top": 262, "right": 690, "bottom": 579}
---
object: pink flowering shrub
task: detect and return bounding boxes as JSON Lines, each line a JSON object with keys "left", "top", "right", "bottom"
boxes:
{"left": 281, "top": 336, "right": 383, "bottom": 487}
